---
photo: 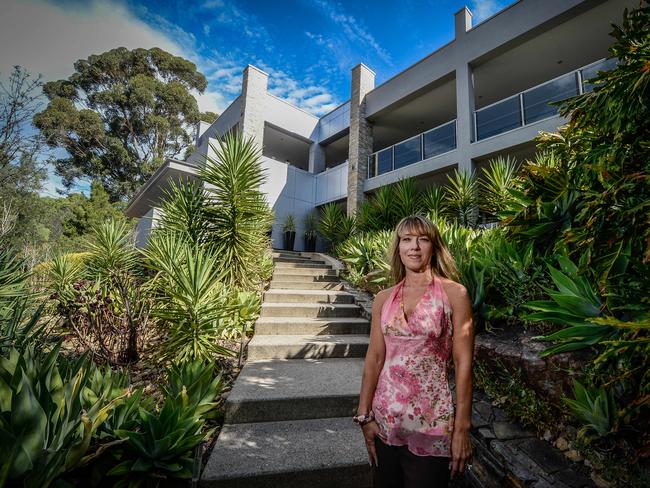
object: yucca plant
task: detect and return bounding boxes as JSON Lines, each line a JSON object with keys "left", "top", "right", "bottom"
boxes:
{"left": 421, "top": 186, "right": 447, "bottom": 223}
{"left": 200, "top": 132, "right": 274, "bottom": 290}
{"left": 0, "top": 346, "right": 120, "bottom": 487}
{"left": 158, "top": 179, "right": 207, "bottom": 246}
{"left": 319, "top": 202, "right": 346, "bottom": 248}
{"left": 480, "top": 156, "right": 521, "bottom": 218}
{"left": 445, "top": 169, "right": 479, "bottom": 228}
{"left": 84, "top": 219, "right": 139, "bottom": 280}
{"left": 145, "top": 233, "right": 233, "bottom": 363}
{"left": 392, "top": 178, "right": 422, "bottom": 221}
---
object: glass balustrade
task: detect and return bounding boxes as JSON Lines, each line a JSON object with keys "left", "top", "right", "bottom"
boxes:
{"left": 423, "top": 121, "right": 456, "bottom": 159}
{"left": 367, "top": 120, "right": 457, "bottom": 178}
{"left": 581, "top": 58, "right": 617, "bottom": 93}
{"left": 474, "top": 58, "right": 616, "bottom": 141}
{"left": 523, "top": 72, "right": 579, "bottom": 124}
{"left": 475, "top": 95, "right": 521, "bottom": 141}
{"left": 394, "top": 135, "right": 421, "bottom": 170}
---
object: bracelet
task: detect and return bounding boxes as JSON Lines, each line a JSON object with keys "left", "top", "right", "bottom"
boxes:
{"left": 353, "top": 411, "right": 375, "bottom": 426}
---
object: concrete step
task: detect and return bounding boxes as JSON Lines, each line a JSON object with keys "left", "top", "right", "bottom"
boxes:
{"left": 274, "top": 262, "right": 332, "bottom": 270}
{"left": 263, "top": 289, "right": 355, "bottom": 304}
{"left": 247, "top": 334, "right": 369, "bottom": 360}
{"left": 273, "top": 256, "right": 325, "bottom": 264}
{"left": 261, "top": 303, "right": 361, "bottom": 318}
{"left": 224, "top": 358, "right": 363, "bottom": 423}
{"left": 269, "top": 280, "right": 344, "bottom": 290}
{"left": 273, "top": 268, "right": 338, "bottom": 277}
{"left": 255, "top": 317, "right": 370, "bottom": 336}
{"left": 201, "top": 417, "right": 371, "bottom": 488}
{"left": 272, "top": 273, "right": 340, "bottom": 284}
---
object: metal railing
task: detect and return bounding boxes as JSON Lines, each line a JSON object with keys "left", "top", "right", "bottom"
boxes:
{"left": 474, "top": 58, "right": 616, "bottom": 142}
{"left": 367, "top": 119, "right": 457, "bottom": 178}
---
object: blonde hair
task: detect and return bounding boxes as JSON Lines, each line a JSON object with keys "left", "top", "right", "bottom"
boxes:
{"left": 389, "top": 215, "right": 459, "bottom": 284}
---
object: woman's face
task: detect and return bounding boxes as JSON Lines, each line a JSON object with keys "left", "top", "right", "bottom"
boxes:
{"left": 398, "top": 227, "right": 434, "bottom": 273}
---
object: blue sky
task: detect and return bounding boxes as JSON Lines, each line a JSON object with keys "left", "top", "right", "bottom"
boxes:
{"left": 1, "top": 0, "right": 514, "bottom": 195}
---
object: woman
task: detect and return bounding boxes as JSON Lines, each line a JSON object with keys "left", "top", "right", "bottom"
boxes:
{"left": 354, "top": 215, "right": 474, "bottom": 487}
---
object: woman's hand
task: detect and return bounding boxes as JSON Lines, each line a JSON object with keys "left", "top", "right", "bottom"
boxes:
{"left": 449, "top": 428, "right": 472, "bottom": 478}
{"left": 361, "top": 421, "right": 380, "bottom": 466}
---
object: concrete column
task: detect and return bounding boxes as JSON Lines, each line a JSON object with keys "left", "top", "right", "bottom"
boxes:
{"left": 240, "top": 65, "right": 268, "bottom": 150}
{"left": 308, "top": 142, "right": 326, "bottom": 173}
{"left": 347, "top": 63, "right": 375, "bottom": 216}
{"left": 454, "top": 7, "right": 476, "bottom": 175}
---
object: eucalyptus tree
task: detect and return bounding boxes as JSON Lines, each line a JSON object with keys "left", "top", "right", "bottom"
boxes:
{"left": 33, "top": 47, "right": 209, "bottom": 201}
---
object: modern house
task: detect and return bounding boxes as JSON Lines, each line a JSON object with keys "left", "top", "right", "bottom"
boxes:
{"left": 126, "top": 0, "right": 630, "bottom": 249}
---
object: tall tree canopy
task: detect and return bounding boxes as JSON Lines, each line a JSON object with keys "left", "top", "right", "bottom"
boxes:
{"left": 33, "top": 47, "right": 208, "bottom": 201}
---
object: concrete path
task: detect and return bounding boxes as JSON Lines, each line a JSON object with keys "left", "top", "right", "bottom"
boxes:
{"left": 201, "top": 251, "right": 373, "bottom": 487}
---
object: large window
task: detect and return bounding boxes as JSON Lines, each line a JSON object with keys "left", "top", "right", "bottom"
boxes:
{"left": 393, "top": 136, "right": 421, "bottom": 170}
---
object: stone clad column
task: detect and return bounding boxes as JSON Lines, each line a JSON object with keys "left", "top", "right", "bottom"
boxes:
{"left": 454, "top": 7, "right": 476, "bottom": 175}
{"left": 240, "top": 64, "right": 268, "bottom": 150}
{"left": 347, "top": 63, "right": 375, "bottom": 216}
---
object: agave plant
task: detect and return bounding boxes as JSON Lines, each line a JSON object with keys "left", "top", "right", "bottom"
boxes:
{"left": 445, "top": 169, "right": 479, "bottom": 228}
{"left": 0, "top": 346, "right": 120, "bottom": 487}
{"left": 200, "top": 132, "right": 274, "bottom": 290}
{"left": 162, "top": 360, "right": 224, "bottom": 419}
{"left": 564, "top": 380, "right": 616, "bottom": 439}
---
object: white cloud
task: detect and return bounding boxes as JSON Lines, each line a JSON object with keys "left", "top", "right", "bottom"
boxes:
{"left": 310, "top": 0, "right": 392, "bottom": 66}
{"left": 470, "top": 0, "right": 503, "bottom": 23}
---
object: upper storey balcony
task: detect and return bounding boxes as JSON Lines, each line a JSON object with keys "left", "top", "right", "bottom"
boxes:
{"left": 474, "top": 57, "right": 615, "bottom": 142}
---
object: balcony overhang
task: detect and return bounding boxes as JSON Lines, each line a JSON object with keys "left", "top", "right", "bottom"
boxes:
{"left": 125, "top": 159, "right": 199, "bottom": 218}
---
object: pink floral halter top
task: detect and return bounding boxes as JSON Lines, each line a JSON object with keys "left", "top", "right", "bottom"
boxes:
{"left": 372, "top": 277, "right": 454, "bottom": 457}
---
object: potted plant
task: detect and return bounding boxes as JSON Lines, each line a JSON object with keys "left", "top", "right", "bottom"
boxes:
{"left": 282, "top": 214, "right": 296, "bottom": 251}
{"left": 303, "top": 213, "right": 317, "bottom": 252}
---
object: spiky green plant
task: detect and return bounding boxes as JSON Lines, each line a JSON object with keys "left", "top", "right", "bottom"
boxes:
{"left": 421, "top": 186, "right": 447, "bottom": 223}
{"left": 158, "top": 179, "right": 207, "bottom": 246}
{"left": 84, "top": 219, "right": 139, "bottom": 280}
{"left": 318, "top": 202, "right": 346, "bottom": 248}
{"left": 480, "top": 156, "right": 521, "bottom": 218}
{"left": 145, "top": 233, "right": 233, "bottom": 363}
{"left": 445, "top": 170, "right": 479, "bottom": 228}
{"left": 200, "top": 133, "right": 273, "bottom": 290}
{"left": 392, "top": 178, "right": 422, "bottom": 220}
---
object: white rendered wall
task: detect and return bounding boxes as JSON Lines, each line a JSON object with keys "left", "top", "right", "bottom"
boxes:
{"left": 260, "top": 156, "right": 319, "bottom": 251}
{"left": 264, "top": 94, "right": 319, "bottom": 140}
{"left": 315, "top": 162, "right": 348, "bottom": 205}
{"left": 134, "top": 207, "right": 161, "bottom": 248}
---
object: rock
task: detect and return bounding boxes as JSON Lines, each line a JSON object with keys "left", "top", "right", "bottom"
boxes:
{"left": 493, "top": 421, "right": 533, "bottom": 440}
{"left": 518, "top": 438, "right": 571, "bottom": 474}
{"left": 591, "top": 472, "right": 613, "bottom": 488}
{"left": 543, "top": 430, "right": 553, "bottom": 441}
{"left": 565, "top": 425, "right": 578, "bottom": 441}
{"left": 564, "top": 449, "right": 583, "bottom": 462}
{"left": 478, "top": 427, "right": 496, "bottom": 440}
{"left": 555, "top": 437, "right": 569, "bottom": 451}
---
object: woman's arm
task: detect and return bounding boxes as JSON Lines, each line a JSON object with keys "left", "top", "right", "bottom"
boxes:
{"left": 445, "top": 280, "right": 475, "bottom": 478}
{"left": 357, "top": 288, "right": 389, "bottom": 466}
{"left": 358, "top": 288, "right": 389, "bottom": 414}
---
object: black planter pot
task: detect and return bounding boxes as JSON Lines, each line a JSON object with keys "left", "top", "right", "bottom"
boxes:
{"left": 283, "top": 231, "right": 296, "bottom": 251}
{"left": 304, "top": 235, "right": 316, "bottom": 252}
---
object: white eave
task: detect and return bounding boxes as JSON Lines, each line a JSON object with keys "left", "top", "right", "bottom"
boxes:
{"left": 125, "top": 158, "right": 200, "bottom": 218}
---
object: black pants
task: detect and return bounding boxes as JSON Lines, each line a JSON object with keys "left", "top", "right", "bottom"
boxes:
{"left": 373, "top": 437, "right": 450, "bottom": 488}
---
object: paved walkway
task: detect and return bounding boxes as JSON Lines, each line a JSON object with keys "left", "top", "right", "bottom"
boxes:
{"left": 202, "top": 251, "right": 373, "bottom": 487}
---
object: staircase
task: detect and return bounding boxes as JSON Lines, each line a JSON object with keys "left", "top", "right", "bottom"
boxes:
{"left": 201, "top": 251, "right": 373, "bottom": 488}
